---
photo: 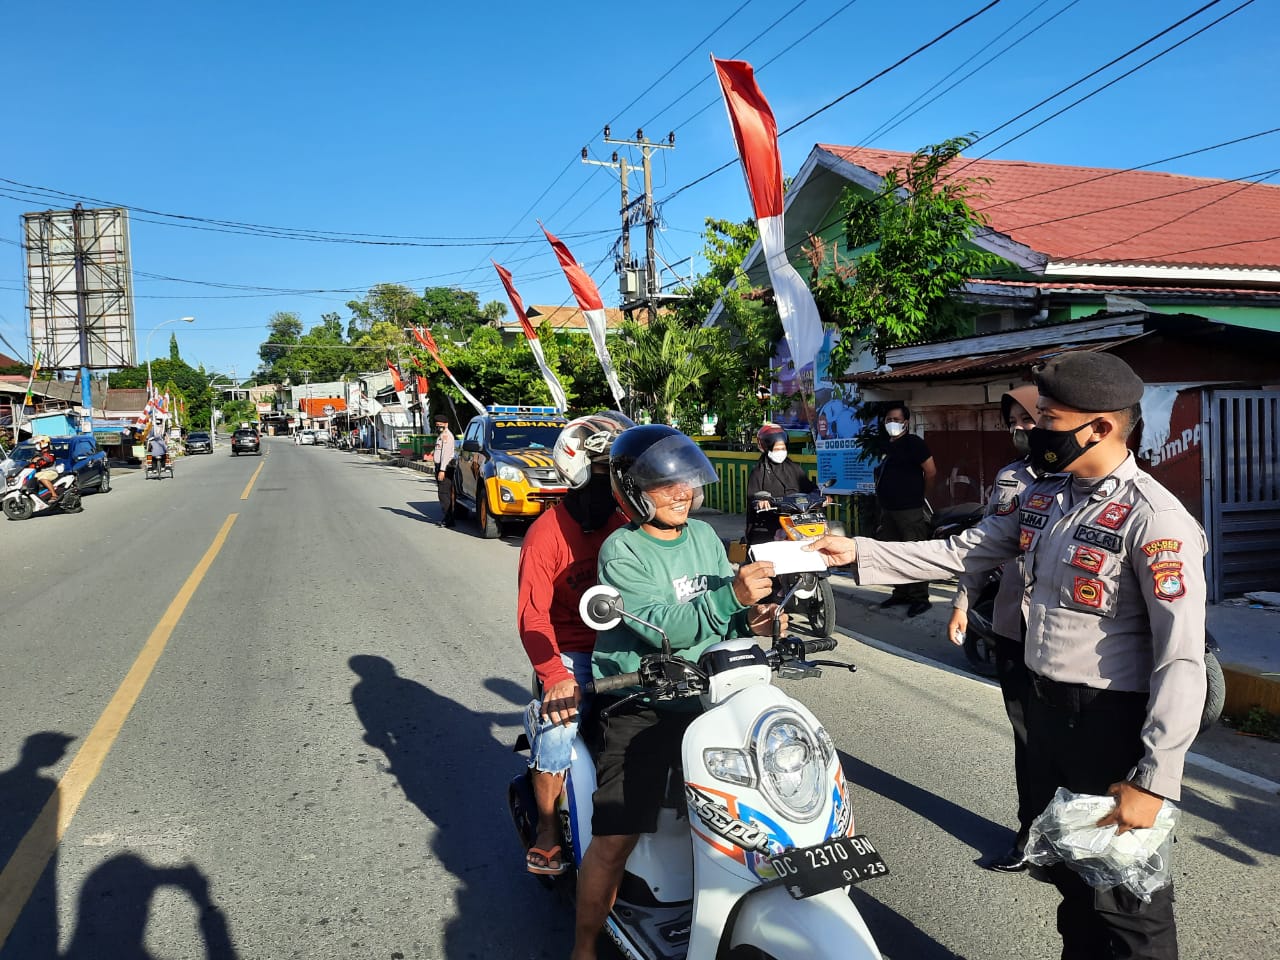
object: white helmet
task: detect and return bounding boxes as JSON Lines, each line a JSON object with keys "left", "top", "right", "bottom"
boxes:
{"left": 552, "top": 411, "right": 635, "bottom": 489}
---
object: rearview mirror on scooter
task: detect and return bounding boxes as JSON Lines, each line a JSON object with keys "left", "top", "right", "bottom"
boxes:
{"left": 579, "top": 584, "right": 672, "bottom": 656}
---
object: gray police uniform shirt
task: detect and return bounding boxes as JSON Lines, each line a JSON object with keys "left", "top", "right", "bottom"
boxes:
{"left": 855, "top": 453, "right": 1206, "bottom": 801}
{"left": 953, "top": 459, "right": 1037, "bottom": 640}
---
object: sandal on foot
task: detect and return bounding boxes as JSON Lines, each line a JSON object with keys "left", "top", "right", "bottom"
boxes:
{"left": 526, "top": 844, "right": 568, "bottom": 876}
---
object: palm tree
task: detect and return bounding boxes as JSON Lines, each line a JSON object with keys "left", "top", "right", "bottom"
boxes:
{"left": 613, "top": 313, "right": 740, "bottom": 425}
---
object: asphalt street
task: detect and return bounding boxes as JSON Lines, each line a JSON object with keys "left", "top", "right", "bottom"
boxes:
{"left": 0, "top": 439, "right": 1275, "bottom": 959}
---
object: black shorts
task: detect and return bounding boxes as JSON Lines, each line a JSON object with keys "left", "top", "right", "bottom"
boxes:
{"left": 589, "top": 699, "right": 697, "bottom": 837}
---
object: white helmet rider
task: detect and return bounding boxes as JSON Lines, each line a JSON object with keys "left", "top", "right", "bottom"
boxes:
{"left": 551, "top": 411, "right": 635, "bottom": 489}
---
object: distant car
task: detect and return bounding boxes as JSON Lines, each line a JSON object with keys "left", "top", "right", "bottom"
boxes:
{"left": 297, "top": 430, "right": 315, "bottom": 446}
{"left": 231, "top": 428, "right": 261, "bottom": 456}
{"left": 2, "top": 435, "right": 111, "bottom": 493}
{"left": 185, "top": 431, "right": 213, "bottom": 455}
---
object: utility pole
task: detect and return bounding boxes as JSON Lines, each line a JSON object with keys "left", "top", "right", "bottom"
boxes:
{"left": 71, "top": 205, "right": 93, "bottom": 434}
{"left": 586, "top": 127, "right": 676, "bottom": 320}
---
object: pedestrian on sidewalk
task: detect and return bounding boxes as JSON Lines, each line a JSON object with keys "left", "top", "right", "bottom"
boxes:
{"left": 806, "top": 352, "right": 1207, "bottom": 960}
{"left": 948, "top": 384, "right": 1039, "bottom": 872}
{"left": 873, "top": 403, "right": 936, "bottom": 617}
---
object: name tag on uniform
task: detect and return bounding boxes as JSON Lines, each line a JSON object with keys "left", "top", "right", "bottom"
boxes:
{"left": 1074, "top": 525, "right": 1122, "bottom": 553}
{"left": 1019, "top": 510, "right": 1047, "bottom": 529}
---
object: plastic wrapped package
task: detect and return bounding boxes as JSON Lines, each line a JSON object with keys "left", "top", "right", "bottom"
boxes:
{"left": 1024, "top": 787, "right": 1179, "bottom": 902}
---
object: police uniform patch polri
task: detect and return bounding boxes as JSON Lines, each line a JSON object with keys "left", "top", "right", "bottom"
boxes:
{"left": 1074, "top": 525, "right": 1122, "bottom": 552}
{"left": 1069, "top": 545, "right": 1106, "bottom": 574}
{"left": 1150, "top": 561, "right": 1186, "bottom": 601}
{"left": 1142, "top": 538, "right": 1183, "bottom": 558}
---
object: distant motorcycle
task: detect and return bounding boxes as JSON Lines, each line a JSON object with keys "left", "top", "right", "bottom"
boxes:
{"left": 748, "top": 481, "right": 843, "bottom": 639}
{"left": 2, "top": 465, "right": 83, "bottom": 520}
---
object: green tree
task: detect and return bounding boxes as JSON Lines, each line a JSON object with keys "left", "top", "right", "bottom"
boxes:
{"left": 346, "top": 284, "right": 421, "bottom": 337}
{"left": 108, "top": 359, "right": 215, "bottom": 434}
{"left": 258, "top": 311, "right": 303, "bottom": 369}
{"left": 808, "top": 135, "right": 1003, "bottom": 371}
{"left": 168, "top": 332, "right": 181, "bottom": 363}
{"left": 613, "top": 312, "right": 740, "bottom": 426}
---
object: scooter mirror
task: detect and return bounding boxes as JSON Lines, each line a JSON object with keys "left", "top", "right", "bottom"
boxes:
{"left": 580, "top": 584, "right": 624, "bottom": 631}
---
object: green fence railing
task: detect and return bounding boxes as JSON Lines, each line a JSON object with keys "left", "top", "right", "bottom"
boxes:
{"left": 701, "top": 450, "right": 873, "bottom": 537}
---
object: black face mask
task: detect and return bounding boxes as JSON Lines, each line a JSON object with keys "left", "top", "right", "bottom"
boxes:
{"left": 1026, "top": 419, "right": 1099, "bottom": 473}
{"left": 564, "top": 473, "right": 617, "bottom": 532}
{"left": 1011, "top": 428, "right": 1032, "bottom": 458}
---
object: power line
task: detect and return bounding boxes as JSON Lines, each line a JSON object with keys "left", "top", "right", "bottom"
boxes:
{"left": 659, "top": 0, "right": 1005, "bottom": 205}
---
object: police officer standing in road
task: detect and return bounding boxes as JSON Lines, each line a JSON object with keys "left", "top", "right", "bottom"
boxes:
{"left": 807, "top": 351, "right": 1206, "bottom": 960}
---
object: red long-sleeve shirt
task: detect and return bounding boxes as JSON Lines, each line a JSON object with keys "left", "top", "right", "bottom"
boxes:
{"left": 517, "top": 502, "right": 626, "bottom": 688}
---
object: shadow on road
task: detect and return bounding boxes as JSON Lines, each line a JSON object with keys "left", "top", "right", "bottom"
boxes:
{"left": 347, "top": 656, "right": 570, "bottom": 956}
{"left": 0, "top": 734, "right": 238, "bottom": 960}
{"left": 378, "top": 503, "right": 439, "bottom": 525}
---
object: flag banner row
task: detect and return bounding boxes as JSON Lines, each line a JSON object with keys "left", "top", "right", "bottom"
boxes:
{"left": 493, "top": 259, "right": 569, "bottom": 412}
{"left": 412, "top": 326, "right": 486, "bottom": 416}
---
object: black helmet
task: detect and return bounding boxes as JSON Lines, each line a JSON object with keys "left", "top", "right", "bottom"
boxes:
{"left": 608, "top": 425, "right": 719, "bottom": 524}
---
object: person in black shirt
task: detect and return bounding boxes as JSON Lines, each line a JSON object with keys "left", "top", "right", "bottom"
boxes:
{"left": 744, "top": 424, "right": 818, "bottom": 544}
{"left": 874, "top": 404, "right": 936, "bottom": 616}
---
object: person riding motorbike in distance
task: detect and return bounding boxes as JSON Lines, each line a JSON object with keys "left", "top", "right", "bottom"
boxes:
{"left": 571, "top": 424, "right": 783, "bottom": 960}
{"left": 744, "top": 422, "right": 825, "bottom": 545}
{"left": 29, "top": 435, "right": 59, "bottom": 501}
{"left": 146, "top": 432, "right": 168, "bottom": 472}
{"left": 516, "top": 411, "right": 634, "bottom": 877}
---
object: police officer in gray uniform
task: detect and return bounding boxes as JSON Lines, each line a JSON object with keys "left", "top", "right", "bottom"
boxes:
{"left": 807, "top": 352, "right": 1206, "bottom": 960}
{"left": 948, "top": 383, "right": 1040, "bottom": 872}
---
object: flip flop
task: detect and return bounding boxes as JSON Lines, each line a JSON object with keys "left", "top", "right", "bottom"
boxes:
{"left": 526, "top": 844, "right": 568, "bottom": 876}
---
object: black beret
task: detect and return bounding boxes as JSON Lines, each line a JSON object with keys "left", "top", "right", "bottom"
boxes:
{"left": 1034, "top": 351, "right": 1144, "bottom": 412}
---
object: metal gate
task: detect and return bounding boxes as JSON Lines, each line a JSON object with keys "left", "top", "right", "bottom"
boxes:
{"left": 1202, "top": 390, "right": 1280, "bottom": 601}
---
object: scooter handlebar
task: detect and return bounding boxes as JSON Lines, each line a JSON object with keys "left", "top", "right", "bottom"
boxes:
{"left": 585, "top": 672, "right": 642, "bottom": 695}
{"left": 801, "top": 637, "right": 839, "bottom": 655}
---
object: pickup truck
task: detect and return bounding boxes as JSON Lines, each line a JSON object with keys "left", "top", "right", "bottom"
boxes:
{"left": 444, "top": 406, "right": 568, "bottom": 538}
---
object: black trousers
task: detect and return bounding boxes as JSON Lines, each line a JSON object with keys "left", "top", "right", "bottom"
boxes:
{"left": 879, "top": 506, "right": 931, "bottom": 603}
{"left": 993, "top": 634, "right": 1032, "bottom": 844}
{"left": 1025, "top": 681, "right": 1178, "bottom": 960}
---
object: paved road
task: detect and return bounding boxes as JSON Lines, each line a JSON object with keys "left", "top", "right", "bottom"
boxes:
{"left": 0, "top": 440, "right": 1275, "bottom": 959}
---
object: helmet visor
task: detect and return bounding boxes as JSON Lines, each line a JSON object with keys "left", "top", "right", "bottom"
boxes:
{"left": 628, "top": 433, "right": 718, "bottom": 491}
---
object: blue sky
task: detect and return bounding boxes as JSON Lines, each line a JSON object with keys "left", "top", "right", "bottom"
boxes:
{"left": 1, "top": 0, "right": 1275, "bottom": 377}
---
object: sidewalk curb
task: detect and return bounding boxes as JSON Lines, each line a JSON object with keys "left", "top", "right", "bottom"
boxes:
{"left": 838, "top": 627, "right": 1280, "bottom": 796}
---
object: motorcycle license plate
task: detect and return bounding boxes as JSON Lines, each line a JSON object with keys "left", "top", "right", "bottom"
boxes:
{"left": 768, "top": 835, "right": 888, "bottom": 899}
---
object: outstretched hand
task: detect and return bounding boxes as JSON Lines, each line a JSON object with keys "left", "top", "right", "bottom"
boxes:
{"left": 733, "top": 561, "right": 775, "bottom": 606}
{"left": 803, "top": 534, "right": 858, "bottom": 568}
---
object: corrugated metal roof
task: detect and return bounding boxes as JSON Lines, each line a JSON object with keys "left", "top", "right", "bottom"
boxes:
{"left": 844, "top": 338, "right": 1141, "bottom": 384}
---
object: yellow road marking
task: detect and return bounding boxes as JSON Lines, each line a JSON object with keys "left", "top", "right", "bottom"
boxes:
{"left": 0, "top": 513, "right": 239, "bottom": 947}
{"left": 240, "top": 460, "right": 265, "bottom": 500}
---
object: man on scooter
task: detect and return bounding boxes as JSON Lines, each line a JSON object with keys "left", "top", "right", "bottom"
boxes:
{"left": 517, "top": 411, "right": 633, "bottom": 878}
{"left": 29, "top": 436, "right": 59, "bottom": 501}
{"left": 571, "top": 425, "right": 781, "bottom": 960}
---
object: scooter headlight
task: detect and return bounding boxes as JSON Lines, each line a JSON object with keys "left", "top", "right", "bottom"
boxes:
{"left": 703, "top": 748, "right": 755, "bottom": 788}
{"left": 754, "top": 710, "right": 825, "bottom": 821}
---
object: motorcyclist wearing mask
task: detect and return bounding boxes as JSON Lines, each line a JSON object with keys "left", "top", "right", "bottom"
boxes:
{"left": 515, "top": 411, "right": 634, "bottom": 877}
{"left": 804, "top": 352, "right": 1206, "bottom": 960}
{"left": 744, "top": 423, "right": 819, "bottom": 545}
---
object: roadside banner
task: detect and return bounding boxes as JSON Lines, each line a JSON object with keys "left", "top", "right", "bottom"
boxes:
{"left": 540, "top": 224, "right": 625, "bottom": 407}
{"left": 492, "top": 260, "right": 569, "bottom": 412}
{"left": 412, "top": 326, "right": 486, "bottom": 416}
{"left": 712, "top": 56, "right": 825, "bottom": 373}
{"left": 22, "top": 350, "right": 41, "bottom": 407}
{"left": 386, "top": 359, "right": 411, "bottom": 411}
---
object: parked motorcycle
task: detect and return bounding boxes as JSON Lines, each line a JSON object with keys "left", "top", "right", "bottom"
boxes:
{"left": 2, "top": 464, "right": 83, "bottom": 520}
{"left": 507, "top": 581, "right": 886, "bottom": 960}
{"left": 747, "top": 481, "right": 844, "bottom": 639}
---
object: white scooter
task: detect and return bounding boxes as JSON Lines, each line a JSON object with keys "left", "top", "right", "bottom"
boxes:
{"left": 1, "top": 463, "right": 83, "bottom": 520}
{"left": 508, "top": 580, "right": 886, "bottom": 960}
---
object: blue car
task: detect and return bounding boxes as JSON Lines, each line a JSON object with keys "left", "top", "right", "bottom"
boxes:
{"left": 2, "top": 435, "right": 112, "bottom": 494}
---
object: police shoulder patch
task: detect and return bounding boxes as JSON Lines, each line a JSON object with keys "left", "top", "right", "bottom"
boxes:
{"left": 1142, "top": 538, "right": 1183, "bottom": 558}
{"left": 1150, "top": 561, "right": 1186, "bottom": 601}
{"left": 995, "top": 495, "right": 1019, "bottom": 517}
{"left": 1095, "top": 501, "right": 1134, "bottom": 530}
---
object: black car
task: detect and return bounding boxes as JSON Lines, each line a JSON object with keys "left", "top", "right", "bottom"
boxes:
{"left": 185, "top": 431, "right": 213, "bottom": 454}
{"left": 3, "top": 435, "right": 112, "bottom": 493}
{"left": 231, "top": 428, "right": 261, "bottom": 456}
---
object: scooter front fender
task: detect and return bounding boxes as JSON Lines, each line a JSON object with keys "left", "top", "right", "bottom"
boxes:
{"left": 725, "top": 885, "right": 881, "bottom": 960}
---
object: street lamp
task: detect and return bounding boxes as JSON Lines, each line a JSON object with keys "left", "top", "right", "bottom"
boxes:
{"left": 144, "top": 315, "right": 195, "bottom": 398}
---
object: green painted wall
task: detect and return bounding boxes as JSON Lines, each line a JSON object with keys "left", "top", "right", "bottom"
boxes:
{"left": 700, "top": 450, "right": 871, "bottom": 536}
{"left": 1066, "top": 300, "right": 1280, "bottom": 331}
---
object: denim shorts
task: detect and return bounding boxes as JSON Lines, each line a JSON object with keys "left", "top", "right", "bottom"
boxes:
{"left": 523, "top": 651, "right": 593, "bottom": 775}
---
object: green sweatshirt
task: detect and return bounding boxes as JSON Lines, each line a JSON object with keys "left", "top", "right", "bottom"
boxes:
{"left": 592, "top": 518, "right": 750, "bottom": 696}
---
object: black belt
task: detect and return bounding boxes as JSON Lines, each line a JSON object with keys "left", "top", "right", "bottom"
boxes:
{"left": 1028, "top": 672, "right": 1147, "bottom": 713}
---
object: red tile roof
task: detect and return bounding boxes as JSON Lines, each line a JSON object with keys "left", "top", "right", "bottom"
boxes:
{"left": 517, "top": 305, "right": 627, "bottom": 331}
{"left": 819, "top": 145, "right": 1280, "bottom": 270}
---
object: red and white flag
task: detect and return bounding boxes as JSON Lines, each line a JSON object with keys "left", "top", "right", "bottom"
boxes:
{"left": 493, "top": 260, "right": 569, "bottom": 412}
{"left": 386, "top": 359, "right": 411, "bottom": 410}
{"left": 412, "top": 326, "right": 486, "bottom": 415}
{"left": 713, "top": 56, "right": 825, "bottom": 371}
{"left": 540, "top": 224, "right": 625, "bottom": 407}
